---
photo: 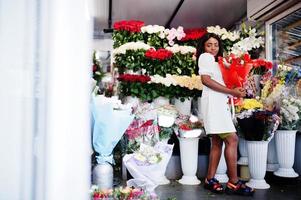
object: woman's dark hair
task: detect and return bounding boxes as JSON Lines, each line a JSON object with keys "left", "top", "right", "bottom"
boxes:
{"left": 195, "top": 33, "right": 223, "bottom": 73}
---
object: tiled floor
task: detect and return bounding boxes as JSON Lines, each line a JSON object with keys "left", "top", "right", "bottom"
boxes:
{"left": 155, "top": 173, "right": 301, "bottom": 200}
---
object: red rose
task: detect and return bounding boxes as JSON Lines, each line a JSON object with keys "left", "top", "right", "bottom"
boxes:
{"left": 265, "top": 61, "right": 273, "bottom": 69}
{"left": 253, "top": 60, "right": 260, "bottom": 68}
{"left": 92, "top": 64, "right": 97, "bottom": 72}
{"left": 258, "top": 59, "right": 265, "bottom": 66}
{"left": 145, "top": 48, "right": 173, "bottom": 60}
{"left": 243, "top": 53, "right": 251, "bottom": 62}
{"left": 179, "top": 124, "right": 192, "bottom": 131}
{"left": 181, "top": 28, "right": 207, "bottom": 41}
{"left": 141, "top": 120, "right": 153, "bottom": 127}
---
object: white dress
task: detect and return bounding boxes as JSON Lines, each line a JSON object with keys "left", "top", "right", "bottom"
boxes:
{"left": 198, "top": 53, "right": 236, "bottom": 134}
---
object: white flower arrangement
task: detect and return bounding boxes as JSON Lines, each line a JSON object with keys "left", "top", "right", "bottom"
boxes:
{"left": 236, "top": 109, "right": 259, "bottom": 119}
{"left": 207, "top": 25, "right": 240, "bottom": 41}
{"left": 280, "top": 97, "right": 301, "bottom": 127}
{"left": 150, "top": 74, "right": 177, "bottom": 87}
{"left": 150, "top": 74, "right": 202, "bottom": 90}
{"left": 112, "top": 41, "right": 151, "bottom": 55}
{"left": 141, "top": 25, "right": 166, "bottom": 38}
{"left": 165, "top": 44, "right": 196, "bottom": 54}
{"left": 133, "top": 143, "right": 162, "bottom": 165}
{"left": 231, "top": 36, "right": 264, "bottom": 56}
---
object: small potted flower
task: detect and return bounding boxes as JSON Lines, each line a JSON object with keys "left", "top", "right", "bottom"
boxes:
{"left": 174, "top": 115, "right": 204, "bottom": 185}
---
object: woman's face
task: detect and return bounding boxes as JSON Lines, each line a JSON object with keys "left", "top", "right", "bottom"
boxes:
{"left": 204, "top": 37, "right": 219, "bottom": 57}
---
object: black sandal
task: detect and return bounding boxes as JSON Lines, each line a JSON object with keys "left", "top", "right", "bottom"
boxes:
{"left": 225, "top": 180, "right": 255, "bottom": 196}
{"left": 204, "top": 178, "right": 224, "bottom": 194}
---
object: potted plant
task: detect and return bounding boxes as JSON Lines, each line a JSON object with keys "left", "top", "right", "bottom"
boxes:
{"left": 236, "top": 98, "right": 279, "bottom": 189}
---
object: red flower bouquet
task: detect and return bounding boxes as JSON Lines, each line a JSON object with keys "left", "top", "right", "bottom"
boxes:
{"left": 218, "top": 53, "right": 253, "bottom": 89}
{"left": 218, "top": 53, "right": 253, "bottom": 105}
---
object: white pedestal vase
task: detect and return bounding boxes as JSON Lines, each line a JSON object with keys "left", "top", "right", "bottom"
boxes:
{"left": 238, "top": 137, "right": 248, "bottom": 165}
{"left": 123, "top": 96, "right": 140, "bottom": 108}
{"left": 246, "top": 141, "right": 270, "bottom": 189}
{"left": 267, "top": 137, "right": 279, "bottom": 172}
{"left": 156, "top": 140, "right": 171, "bottom": 185}
{"left": 92, "top": 163, "right": 113, "bottom": 190}
{"left": 153, "top": 96, "right": 169, "bottom": 107}
{"left": 178, "top": 136, "right": 201, "bottom": 185}
{"left": 215, "top": 143, "right": 229, "bottom": 183}
{"left": 274, "top": 130, "right": 299, "bottom": 178}
{"left": 174, "top": 98, "right": 192, "bottom": 116}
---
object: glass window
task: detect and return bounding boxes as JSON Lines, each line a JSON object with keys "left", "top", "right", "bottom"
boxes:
{"left": 271, "top": 8, "right": 301, "bottom": 67}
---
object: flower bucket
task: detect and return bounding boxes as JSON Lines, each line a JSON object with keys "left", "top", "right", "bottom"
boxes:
{"left": 238, "top": 137, "right": 248, "bottom": 165}
{"left": 153, "top": 96, "right": 170, "bottom": 107}
{"left": 274, "top": 130, "right": 299, "bottom": 178}
{"left": 178, "top": 136, "right": 201, "bottom": 185}
{"left": 246, "top": 140, "right": 270, "bottom": 189}
{"left": 267, "top": 137, "right": 279, "bottom": 172}
{"left": 174, "top": 98, "right": 192, "bottom": 116}
{"left": 215, "top": 143, "right": 229, "bottom": 183}
{"left": 92, "top": 163, "right": 113, "bottom": 190}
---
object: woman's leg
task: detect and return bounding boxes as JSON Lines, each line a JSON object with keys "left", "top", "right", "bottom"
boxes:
{"left": 206, "top": 135, "right": 223, "bottom": 179}
{"left": 223, "top": 133, "right": 239, "bottom": 183}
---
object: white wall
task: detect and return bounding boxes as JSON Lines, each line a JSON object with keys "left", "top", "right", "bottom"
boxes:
{"left": 93, "top": 38, "right": 113, "bottom": 51}
{"left": 0, "top": 0, "right": 92, "bottom": 199}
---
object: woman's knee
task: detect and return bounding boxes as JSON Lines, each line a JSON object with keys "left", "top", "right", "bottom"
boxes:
{"left": 224, "top": 133, "right": 238, "bottom": 146}
{"left": 211, "top": 136, "right": 223, "bottom": 149}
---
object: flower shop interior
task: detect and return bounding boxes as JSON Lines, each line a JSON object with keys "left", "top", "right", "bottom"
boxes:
{"left": 1, "top": 0, "right": 301, "bottom": 199}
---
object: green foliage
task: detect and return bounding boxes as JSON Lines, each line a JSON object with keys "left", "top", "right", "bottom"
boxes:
{"left": 143, "top": 32, "right": 168, "bottom": 49}
{"left": 144, "top": 53, "right": 196, "bottom": 76}
{"left": 113, "top": 30, "right": 144, "bottom": 48}
{"left": 118, "top": 82, "right": 202, "bottom": 101}
{"left": 159, "top": 127, "right": 173, "bottom": 140}
{"left": 92, "top": 51, "right": 105, "bottom": 86}
{"left": 114, "top": 50, "right": 147, "bottom": 74}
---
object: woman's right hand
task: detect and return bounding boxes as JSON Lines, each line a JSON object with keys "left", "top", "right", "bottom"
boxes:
{"left": 231, "top": 87, "right": 246, "bottom": 98}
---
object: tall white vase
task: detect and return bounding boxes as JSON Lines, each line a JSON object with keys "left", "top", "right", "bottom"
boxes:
{"left": 274, "top": 130, "right": 299, "bottom": 178}
{"left": 267, "top": 137, "right": 279, "bottom": 172}
{"left": 92, "top": 163, "right": 113, "bottom": 190}
{"left": 238, "top": 137, "right": 248, "bottom": 165}
{"left": 215, "top": 143, "right": 229, "bottom": 183}
{"left": 246, "top": 141, "right": 270, "bottom": 189}
{"left": 178, "top": 136, "right": 201, "bottom": 185}
{"left": 174, "top": 98, "right": 192, "bottom": 116}
{"left": 153, "top": 96, "right": 169, "bottom": 107}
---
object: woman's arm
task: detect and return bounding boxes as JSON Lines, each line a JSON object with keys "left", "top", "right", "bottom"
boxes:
{"left": 201, "top": 75, "right": 245, "bottom": 97}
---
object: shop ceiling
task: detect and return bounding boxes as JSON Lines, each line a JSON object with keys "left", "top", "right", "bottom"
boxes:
{"left": 93, "top": 0, "right": 247, "bottom": 34}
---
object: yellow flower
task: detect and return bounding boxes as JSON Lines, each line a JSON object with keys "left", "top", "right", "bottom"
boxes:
{"left": 241, "top": 99, "right": 263, "bottom": 110}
